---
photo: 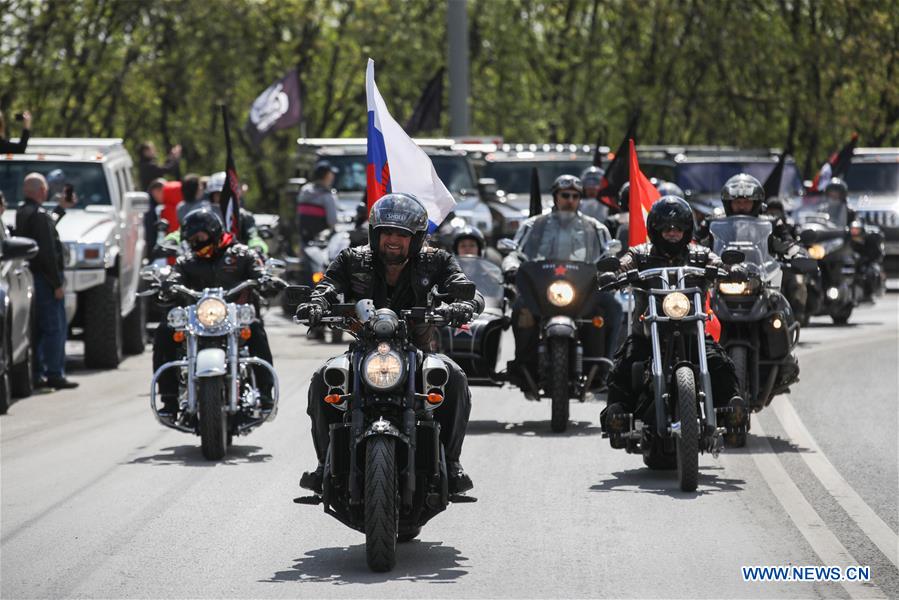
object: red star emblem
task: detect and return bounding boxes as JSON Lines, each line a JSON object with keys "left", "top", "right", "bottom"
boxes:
{"left": 453, "top": 323, "right": 472, "bottom": 336}
{"left": 554, "top": 265, "right": 568, "bottom": 276}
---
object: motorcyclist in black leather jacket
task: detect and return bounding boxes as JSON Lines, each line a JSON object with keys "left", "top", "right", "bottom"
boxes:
{"left": 600, "top": 196, "right": 746, "bottom": 442}
{"left": 296, "top": 193, "right": 484, "bottom": 494}
{"left": 152, "top": 208, "right": 280, "bottom": 419}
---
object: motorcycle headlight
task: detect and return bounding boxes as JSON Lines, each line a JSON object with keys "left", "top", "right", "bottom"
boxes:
{"left": 167, "top": 307, "right": 188, "bottom": 329}
{"left": 808, "top": 244, "right": 826, "bottom": 260}
{"left": 662, "top": 292, "right": 691, "bottom": 319}
{"left": 196, "top": 297, "right": 227, "bottom": 327}
{"left": 718, "top": 281, "right": 749, "bottom": 295}
{"left": 547, "top": 281, "right": 575, "bottom": 307}
{"left": 362, "top": 343, "right": 405, "bottom": 390}
{"left": 236, "top": 304, "right": 256, "bottom": 326}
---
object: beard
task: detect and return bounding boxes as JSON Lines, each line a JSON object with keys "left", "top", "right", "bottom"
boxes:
{"left": 380, "top": 247, "right": 408, "bottom": 265}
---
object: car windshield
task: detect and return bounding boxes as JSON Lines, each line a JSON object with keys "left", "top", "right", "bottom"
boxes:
{"left": 676, "top": 161, "right": 803, "bottom": 197}
{"left": 709, "top": 216, "right": 779, "bottom": 282}
{"left": 324, "top": 153, "right": 475, "bottom": 196}
{"left": 483, "top": 160, "right": 592, "bottom": 194}
{"left": 845, "top": 162, "right": 899, "bottom": 194}
{"left": 0, "top": 161, "right": 111, "bottom": 209}
{"left": 457, "top": 256, "right": 504, "bottom": 306}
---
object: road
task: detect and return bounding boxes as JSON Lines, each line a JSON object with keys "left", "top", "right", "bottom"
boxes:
{"left": 2, "top": 296, "right": 897, "bottom": 599}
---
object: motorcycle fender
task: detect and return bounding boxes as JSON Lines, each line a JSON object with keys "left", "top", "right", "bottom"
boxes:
{"left": 543, "top": 315, "right": 577, "bottom": 338}
{"left": 195, "top": 348, "right": 227, "bottom": 377}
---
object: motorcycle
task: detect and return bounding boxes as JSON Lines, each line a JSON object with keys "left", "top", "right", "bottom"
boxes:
{"left": 140, "top": 260, "right": 284, "bottom": 460}
{"left": 291, "top": 281, "right": 477, "bottom": 573}
{"left": 709, "top": 217, "right": 812, "bottom": 446}
{"left": 599, "top": 252, "right": 742, "bottom": 492}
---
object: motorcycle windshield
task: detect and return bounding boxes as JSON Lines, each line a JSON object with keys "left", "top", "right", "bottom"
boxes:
{"left": 457, "top": 257, "right": 504, "bottom": 309}
{"left": 796, "top": 199, "right": 850, "bottom": 228}
{"left": 519, "top": 214, "right": 605, "bottom": 263}
{"left": 709, "top": 216, "right": 780, "bottom": 283}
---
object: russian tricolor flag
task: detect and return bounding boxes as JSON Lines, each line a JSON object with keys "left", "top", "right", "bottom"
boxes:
{"left": 366, "top": 59, "right": 455, "bottom": 232}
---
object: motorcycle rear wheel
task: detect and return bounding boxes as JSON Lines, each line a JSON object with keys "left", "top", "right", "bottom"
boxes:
{"left": 199, "top": 377, "right": 228, "bottom": 460}
{"left": 675, "top": 366, "right": 699, "bottom": 492}
{"left": 548, "top": 338, "right": 570, "bottom": 433}
{"left": 365, "top": 436, "right": 398, "bottom": 572}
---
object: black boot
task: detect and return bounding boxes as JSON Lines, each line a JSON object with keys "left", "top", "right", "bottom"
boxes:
{"left": 300, "top": 464, "right": 324, "bottom": 494}
{"left": 448, "top": 461, "right": 473, "bottom": 494}
{"left": 158, "top": 394, "right": 178, "bottom": 421}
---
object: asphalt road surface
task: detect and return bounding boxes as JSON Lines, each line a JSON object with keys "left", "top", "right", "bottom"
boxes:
{"left": 2, "top": 296, "right": 897, "bottom": 599}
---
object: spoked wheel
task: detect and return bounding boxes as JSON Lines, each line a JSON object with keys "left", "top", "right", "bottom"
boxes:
{"left": 199, "top": 377, "right": 228, "bottom": 460}
{"left": 365, "top": 436, "right": 398, "bottom": 572}
{"left": 674, "top": 366, "right": 699, "bottom": 492}
{"left": 548, "top": 338, "right": 570, "bottom": 433}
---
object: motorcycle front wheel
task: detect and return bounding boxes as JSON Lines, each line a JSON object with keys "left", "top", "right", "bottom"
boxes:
{"left": 674, "top": 366, "right": 699, "bottom": 492}
{"left": 364, "top": 436, "right": 398, "bottom": 572}
{"left": 548, "top": 338, "right": 570, "bottom": 433}
{"left": 199, "top": 377, "right": 228, "bottom": 460}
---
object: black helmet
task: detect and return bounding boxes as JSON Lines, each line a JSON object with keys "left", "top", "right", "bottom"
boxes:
{"left": 313, "top": 160, "right": 338, "bottom": 180}
{"left": 656, "top": 180, "right": 685, "bottom": 199}
{"left": 452, "top": 224, "right": 486, "bottom": 257}
{"left": 721, "top": 173, "right": 765, "bottom": 216}
{"left": 551, "top": 175, "right": 584, "bottom": 196}
{"left": 618, "top": 181, "right": 631, "bottom": 211}
{"left": 182, "top": 206, "right": 224, "bottom": 248}
{"left": 368, "top": 193, "right": 430, "bottom": 259}
{"left": 646, "top": 195, "right": 694, "bottom": 257}
{"left": 580, "top": 166, "right": 605, "bottom": 188}
{"left": 824, "top": 177, "right": 849, "bottom": 202}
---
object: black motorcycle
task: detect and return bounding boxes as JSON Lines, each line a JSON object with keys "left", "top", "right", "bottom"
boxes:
{"left": 709, "top": 217, "right": 813, "bottom": 446}
{"left": 291, "top": 282, "right": 477, "bottom": 573}
{"left": 600, "top": 254, "right": 741, "bottom": 492}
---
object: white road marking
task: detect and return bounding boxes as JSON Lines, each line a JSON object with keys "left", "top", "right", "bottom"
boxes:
{"left": 773, "top": 398, "right": 899, "bottom": 568}
{"left": 749, "top": 420, "right": 887, "bottom": 599}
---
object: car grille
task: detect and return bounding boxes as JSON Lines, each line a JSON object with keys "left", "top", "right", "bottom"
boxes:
{"left": 860, "top": 210, "right": 899, "bottom": 229}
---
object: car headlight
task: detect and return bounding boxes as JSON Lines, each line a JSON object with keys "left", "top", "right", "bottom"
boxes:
{"left": 167, "top": 307, "right": 188, "bottom": 329}
{"left": 547, "top": 281, "right": 575, "bottom": 306}
{"left": 808, "top": 244, "right": 826, "bottom": 260}
{"left": 718, "top": 281, "right": 749, "bottom": 295}
{"left": 236, "top": 304, "right": 256, "bottom": 326}
{"left": 196, "top": 297, "right": 227, "bottom": 327}
{"left": 662, "top": 292, "right": 691, "bottom": 319}
{"left": 362, "top": 343, "right": 405, "bottom": 390}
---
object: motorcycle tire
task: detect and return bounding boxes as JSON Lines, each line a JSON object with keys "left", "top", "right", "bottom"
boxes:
{"left": 831, "top": 305, "right": 852, "bottom": 325}
{"left": 675, "top": 366, "right": 699, "bottom": 492}
{"left": 548, "top": 338, "right": 570, "bottom": 433}
{"left": 199, "top": 377, "right": 228, "bottom": 460}
{"left": 365, "top": 436, "right": 398, "bottom": 572}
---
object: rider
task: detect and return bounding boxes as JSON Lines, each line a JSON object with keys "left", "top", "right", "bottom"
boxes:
{"left": 452, "top": 224, "right": 486, "bottom": 257}
{"left": 296, "top": 193, "right": 484, "bottom": 495}
{"left": 502, "top": 175, "right": 622, "bottom": 384}
{"left": 600, "top": 196, "right": 746, "bottom": 442}
{"left": 296, "top": 160, "right": 339, "bottom": 245}
{"left": 152, "top": 208, "right": 279, "bottom": 419}
{"left": 580, "top": 166, "right": 614, "bottom": 222}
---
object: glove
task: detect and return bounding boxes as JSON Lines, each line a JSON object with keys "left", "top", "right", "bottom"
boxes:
{"left": 728, "top": 264, "right": 749, "bottom": 282}
{"left": 443, "top": 302, "right": 474, "bottom": 327}
{"left": 598, "top": 272, "right": 618, "bottom": 288}
{"left": 295, "top": 302, "right": 324, "bottom": 326}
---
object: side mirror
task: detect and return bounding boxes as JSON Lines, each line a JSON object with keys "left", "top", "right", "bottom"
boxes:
{"left": 156, "top": 219, "right": 170, "bottom": 233}
{"left": 258, "top": 225, "right": 274, "bottom": 240}
{"left": 285, "top": 285, "right": 311, "bottom": 306}
{"left": 1, "top": 237, "right": 39, "bottom": 261}
{"left": 140, "top": 264, "right": 160, "bottom": 281}
{"left": 789, "top": 256, "right": 819, "bottom": 274}
{"left": 799, "top": 229, "right": 817, "bottom": 245}
{"left": 604, "top": 239, "right": 623, "bottom": 257}
{"left": 265, "top": 257, "right": 286, "bottom": 276}
{"left": 448, "top": 280, "right": 476, "bottom": 301}
{"left": 496, "top": 237, "right": 517, "bottom": 256}
{"left": 721, "top": 249, "right": 745, "bottom": 266}
{"left": 125, "top": 191, "right": 150, "bottom": 212}
{"left": 596, "top": 256, "right": 621, "bottom": 273}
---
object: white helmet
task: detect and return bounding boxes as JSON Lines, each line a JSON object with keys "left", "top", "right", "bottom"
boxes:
{"left": 207, "top": 171, "right": 227, "bottom": 194}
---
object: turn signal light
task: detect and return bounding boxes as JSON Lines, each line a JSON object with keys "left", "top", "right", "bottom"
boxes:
{"left": 312, "top": 272, "right": 325, "bottom": 283}
{"left": 592, "top": 316, "right": 605, "bottom": 328}
{"left": 240, "top": 327, "right": 252, "bottom": 340}
{"left": 172, "top": 331, "right": 185, "bottom": 342}
{"left": 324, "top": 393, "right": 343, "bottom": 404}
{"left": 426, "top": 392, "right": 444, "bottom": 405}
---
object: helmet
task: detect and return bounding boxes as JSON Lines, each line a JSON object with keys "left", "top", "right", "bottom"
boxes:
{"left": 656, "top": 180, "right": 685, "bottom": 199}
{"left": 452, "top": 225, "right": 486, "bottom": 257}
{"left": 182, "top": 206, "right": 224, "bottom": 251}
{"left": 368, "top": 193, "right": 429, "bottom": 259}
{"left": 313, "top": 160, "right": 338, "bottom": 180}
{"left": 207, "top": 171, "right": 226, "bottom": 194}
{"left": 580, "top": 166, "right": 605, "bottom": 188}
{"left": 551, "top": 175, "right": 584, "bottom": 196}
{"left": 617, "top": 181, "right": 631, "bottom": 211}
{"left": 646, "top": 195, "right": 694, "bottom": 257}
{"left": 721, "top": 173, "right": 765, "bottom": 216}
{"left": 824, "top": 177, "right": 849, "bottom": 202}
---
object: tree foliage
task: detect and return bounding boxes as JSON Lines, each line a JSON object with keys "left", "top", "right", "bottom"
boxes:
{"left": 1, "top": 0, "right": 897, "bottom": 209}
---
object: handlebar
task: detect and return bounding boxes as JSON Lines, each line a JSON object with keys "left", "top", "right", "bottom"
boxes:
{"left": 600, "top": 265, "right": 729, "bottom": 292}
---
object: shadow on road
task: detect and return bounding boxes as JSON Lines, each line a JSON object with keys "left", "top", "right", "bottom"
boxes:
{"left": 466, "top": 419, "right": 601, "bottom": 437}
{"left": 125, "top": 444, "right": 272, "bottom": 466}
{"left": 590, "top": 465, "right": 745, "bottom": 497}
{"left": 803, "top": 320, "right": 882, "bottom": 329}
{"left": 262, "top": 540, "right": 469, "bottom": 584}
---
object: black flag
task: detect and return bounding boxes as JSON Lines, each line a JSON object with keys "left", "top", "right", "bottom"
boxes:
{"left": 763, "top": 152, "right": 787, "bottom": 200}
{"left": 598, "top": 113, "right": 639, "bottom": 201}
{"left": 810, "top": 133, "right": 858, "bottom": 192}
{"left": 245, "top": 69, "right": 302, "bottom": 146}
{"left": 220, "top": 105, "right": 241, "bottom": 238}
{"left": 405, "top": 68, "right": 444, "bottom": 135}
{"left": 529, "top": 167, "right": 542, "bottom": 218}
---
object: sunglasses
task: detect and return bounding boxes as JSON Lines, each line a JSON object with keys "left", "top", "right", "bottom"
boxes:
{"left": 559, "top": 192, "right": 581, "bottom": 200}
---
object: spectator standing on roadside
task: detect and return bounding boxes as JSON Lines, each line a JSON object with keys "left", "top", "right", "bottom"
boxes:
{"left": 144, "top": 178, "right": 167, "bottom": 258}
{"left": 137, "top": 141, "right": 182, "bottom": 190}
{"left": 15, "top": 173, "right": 78, "bottom": 390}
{"left": 0, "top": 110, "right": 32, "bottom": 153}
